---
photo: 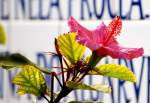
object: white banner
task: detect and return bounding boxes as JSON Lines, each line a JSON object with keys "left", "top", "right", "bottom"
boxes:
{"left": 0, "top": 0, "right": 150, "bottom": 20}
{"left": 0, "top": 20, "right": 149, "bottom": 103}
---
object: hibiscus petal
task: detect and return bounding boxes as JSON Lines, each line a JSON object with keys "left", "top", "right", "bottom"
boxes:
{"left": 104, "top": 45, "right": 144, "bottom": 59}
{"left": 92, "top": 22, "right": 107, "bottom": 44}
{"left": 68, "top": 16, "right": 90, "bottom": 36}
{"left": 68, "top": 16, "right": 99, "bottom": 50}
{"left": 76, "top": 30, "right": 100, "bottom": 50}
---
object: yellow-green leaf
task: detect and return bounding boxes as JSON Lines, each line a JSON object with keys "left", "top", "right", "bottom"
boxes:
{"left": 66, "top": 81, "right": 111, "bottom": 93}
{"left": 0, "top": 23, "right": 6, "bottom": 45}
{"left": 89, "top": 64, "right": 136, "bottom": 82}
{"left": 57, "top": 32, "right": 85, "bottom": 64}
{"left": 12, "top": 65, "right": 47, "bottom": 96}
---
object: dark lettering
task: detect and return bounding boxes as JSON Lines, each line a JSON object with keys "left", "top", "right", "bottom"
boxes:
{"left": 129, "top": 57, "right": 146, "bottom": 102}
{"left": 48, "top": 0, "right": 63, "bottom": 20}
{"left": 118, "top": 59, "right": 131, "bottom": 103}
{"left": 107, "top": 78, "right": 115, "bottom": 103}
{"left": 29, "top": 0, "right": 38, "bottom": 19}
{"left": 128, "top": 0, "right": 144, "bottom": 19}
{"left": 89, "top": 76, "right": 100, "bottom": 101}
{"left": 119, "top": 0, "right": 127, "bottom": 19}
{"left": 81, "top": 0, "right": 92, "bottom": 20}
{"left": 1, "top": 0, "right": 9, "bottom": 19}
{"left": 118, "top": 81, "right": 130, "bottom": 103}
{"left": 68, "top": 0, "right": 73, "bottom": 18}
{"left": 93, "top": 0, "right": 105, "bottom": 19}
{"left": 39, "top": 0, "right": 48, "bottom": 19}
{"left": 107, "top": 0, "right": 116, "bottom": 18}
{"left": 15, "top": 0, "right": 26, "bottom": 19}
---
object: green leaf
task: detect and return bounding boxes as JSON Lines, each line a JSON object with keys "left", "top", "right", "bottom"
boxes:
{"left": 0, "top": 53, "right": 32, "bottom": 69}
{"left": 89, "top": 64, "right": 136, "bottom": 82}
{"left": 0, "top": 53, "right": 51, "bottom": 74}
{"left": 66, "top": 81, "right": 111, "bottom": 93}
{"left": 57, "top": 32, "right": 85, "bottom": 64}
{"left": 0, "top": 23, "right": 6, "bottom": 45}
{"left": 12, "top": 65, "right": 47, "bottom": 96}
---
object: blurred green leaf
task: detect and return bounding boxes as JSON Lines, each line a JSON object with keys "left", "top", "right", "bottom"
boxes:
{"left": 0, "top": 53, "right": 51, "bottom": 74}
{"left": 12, "top": 65, "right": 47, "bottom": 96}
{"left": 89, "top": 64, "right": 136, "bottom": 82}
{"left": 0, "top": 23, "right": 6, "bottom": 45}
{"left": 66, "top": 81, "right": 111, "bottom": 93}
{"left": 0, "top": 53, "right": 32, "bottom": 69}
{"left": 57, "top": 32, "right": 85, "bottom": 64}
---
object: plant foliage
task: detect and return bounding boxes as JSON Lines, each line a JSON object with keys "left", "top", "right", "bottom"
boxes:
{"left": 57, "top": 32, "right": 85, "bottom": 64}
{"left": 89, "top": 64, "right": 136, "bottom": 82}
{"left": 66, "top": 81, "right": 111, "bottom": 93}
{"left": 12, "top": 65, "right": 47, "bottom": 96}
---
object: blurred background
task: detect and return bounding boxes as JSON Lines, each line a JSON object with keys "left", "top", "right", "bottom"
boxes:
{"left": 0, "top": 0, "right": 150, "bottom": 103}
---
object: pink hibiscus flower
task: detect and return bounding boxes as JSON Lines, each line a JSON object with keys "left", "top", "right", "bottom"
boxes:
{"left": 68, "top": 16, "right": 144, "bottom": 59}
